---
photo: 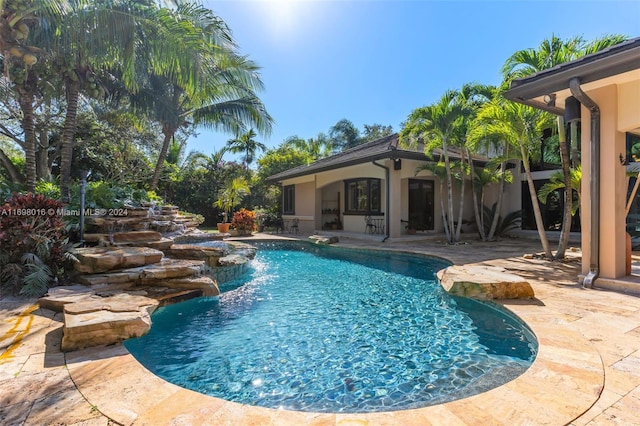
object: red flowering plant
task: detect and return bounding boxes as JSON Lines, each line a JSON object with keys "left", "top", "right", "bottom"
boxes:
{"left": 230, "top": 208, "right": 256, "bottom": 232}
{"left": 0, "top": 193, "right": 72, "bottom": 297}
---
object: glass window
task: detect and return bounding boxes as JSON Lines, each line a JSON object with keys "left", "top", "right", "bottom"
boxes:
{"left": 344, "top": 178, "right": 382, "bottom": 214}
{"left": 626, "top": 132, "right": 640, "bottom": 164}
{"left": 283, "top": 185, "right": 295, "bottom": 215}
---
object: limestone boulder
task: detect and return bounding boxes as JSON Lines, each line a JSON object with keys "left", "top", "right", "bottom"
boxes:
{"left": 112, "top": 230, "right": 162, "bottom": 243}
{"left": 309, "top": 235, "right": 339, "bottom": 245}
{"left": 217, "top": 254, "right": 248, "bottom": 267}
{"left": 72, "top": 247, "right": 163, "bottom": 274}
{"left": 61, "top": 293, "right": 159, "bottom": 352}
{"left": 173, "top": 232, "right": 227, "bottom": 244}
{"left": 139, "top": 259, "right": 204, "bottom": 283}
{"left": 164, "top": 243, "right": 228, "bottom": 267}
{"left": 38, "top": 285, "right": 95, "bottom": 312}
{"left": 437, "top": 265, "right": 534, "bottom": 300}
{"left": 162, "top": 276, "right": 219, "bottom": 297}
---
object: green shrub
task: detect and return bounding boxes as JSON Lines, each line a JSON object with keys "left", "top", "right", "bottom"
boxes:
{"left": 0, "top": 193, "right": 72, "bottom": 297}
{"left": 35, "top": 181, "right": 61, "bottom": 200}
{"left": 482, "top": 203, "right": 523, "bottom": 238}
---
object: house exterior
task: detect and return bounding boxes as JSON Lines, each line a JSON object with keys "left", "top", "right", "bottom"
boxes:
{"left": 267, "top": 134, "right": 522, "bottom": 239}
{"left": 504, "top": 37, "right": 640, "bottom": 292}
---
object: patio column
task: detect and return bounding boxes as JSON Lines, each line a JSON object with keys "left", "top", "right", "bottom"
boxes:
{"left": 581, "top": 84, "right": 627, "bottom": 279}
{"left": 389, "top": 166, "right": 402, "bottom": 238}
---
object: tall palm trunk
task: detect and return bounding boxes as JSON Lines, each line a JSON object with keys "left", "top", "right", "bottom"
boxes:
{"left": 469, "top": 155, "right": 487, "bottom": 241}
{"left": 150, "top": 126, "right": 177, "bottom": 191}
{"left": 17, "top": 88, "right": 37, "bottom": 192}
{"left": 36, "top": 128, "right": 52, "bottom": 181}
{"left": 442, "top": 137, "right": 456, "bottom": 243}
{"left": 487, "top": 159, "right": 507, "bottom": 241}
{"left": 519, "top": 142, "right": 553, "bottom": 258}
{"left": 37, "top": 102, "right": 53, "bottom": 181}
{"left": 455, "top": 154, "right": 466, "bottom": 242}
{"left": 556, "top": 116, "right": 573, "bottom": 259}
{"left": 59, "top": 79, "right": 81, "bottom": 203}
{"left": 438, "top": 178, "right": 451, "bottom": 242}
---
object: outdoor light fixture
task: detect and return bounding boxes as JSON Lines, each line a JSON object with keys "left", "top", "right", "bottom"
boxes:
{"left": 620, "top": 153, "right": 629, "bottom": 166}
{"left": 543, "top": 93, "right": 556, "bottom": 107}
{"left": 564, "top": 96, "right": 581, "bottom": 123}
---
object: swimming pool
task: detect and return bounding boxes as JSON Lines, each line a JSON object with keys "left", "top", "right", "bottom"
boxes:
{"left": 124, "top": 242, "right": 537, "bottom": 413}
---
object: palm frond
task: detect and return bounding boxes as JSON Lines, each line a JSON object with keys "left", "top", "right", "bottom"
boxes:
{"left": 20, "top": 262, "right": 53, "bottom": 297}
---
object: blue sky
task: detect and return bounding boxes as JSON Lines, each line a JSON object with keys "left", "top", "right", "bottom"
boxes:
{"left": 191, "top": 0, "right": 640, "bottom": 157}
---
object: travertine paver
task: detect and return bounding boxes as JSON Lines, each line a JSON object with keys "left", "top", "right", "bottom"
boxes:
{"left": 1, "top": 234, "right": 640, "bottom": 425}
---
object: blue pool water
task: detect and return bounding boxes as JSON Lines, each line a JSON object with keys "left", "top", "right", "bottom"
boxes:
{"left": 125, "top": 242, "right": 537, "bottom": 413}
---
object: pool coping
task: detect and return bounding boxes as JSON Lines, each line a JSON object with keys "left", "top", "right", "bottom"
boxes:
{"left": 63, "top": 242, "right": 604, "bottom": 425}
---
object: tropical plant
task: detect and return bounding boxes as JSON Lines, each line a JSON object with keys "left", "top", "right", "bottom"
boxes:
{"left": 472, "top": 96, "right": 555, "bottom": 258}
{"left": 214, "top": 177, "right": 250, "bottom": 223}
{"left": 482, "top": 203, "right": 523, "bottom": 238}
{"left": 361, "top": 124, "right": 394, "bottom": 143}
{"left": 502, "top": 33, "right": 627, "bottom": 258}
{"left": 283, "top": 134, "right": 333, "bottom": 164}
{"left": 329, "top": 119, "right": 361, "bottom": 152}
{"left": 0, "top": 193, "right": 72, "bottom": 297}
{"left": 469, "top": 165, "right": 513, "bottom": 240}
{"left": 226, "top": 129, "right": 267, "bottom": 171}
{"left": 400, "top": 90, "right": 466, "bottom": 243}
{"left": 137, "top": 4, "right": 272, "bottom": 191}
{"left": 538, "top": 166, "right": 582, "bottom": 216}
{"left": 231, "top": 208, "right": 256, "bottom": 232}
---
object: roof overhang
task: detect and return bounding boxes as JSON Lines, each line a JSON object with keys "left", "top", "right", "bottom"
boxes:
{"left": 266, "top": 149, "right": 433, "bottom": 183}
{"left": 504, "top": 37, "right": 640, "bottom": 116}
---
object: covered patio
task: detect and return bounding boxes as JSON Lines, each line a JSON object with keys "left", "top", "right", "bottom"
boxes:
{"left": 504, "top": 37, "right": 640, "bottom": 293}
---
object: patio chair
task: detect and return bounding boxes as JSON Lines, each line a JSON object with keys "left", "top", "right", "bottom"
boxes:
{"left": 364, "top": 216, "right": 376, "bottom": 234}
{"left": 289, "top": 218, "right": 299, "bottom": 234}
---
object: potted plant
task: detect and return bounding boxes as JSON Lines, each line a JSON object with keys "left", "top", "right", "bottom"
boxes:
{"left": 231, "top": 208, "right": 257, "bottom": 235}
{"left": 402, "top": 219, "right": 417, "bottom": 235}
{"left": 214, "top": 177, "right": 250, "bottom": 233}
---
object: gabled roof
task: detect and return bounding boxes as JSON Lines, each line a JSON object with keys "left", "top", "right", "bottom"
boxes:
{"left": 504, "top": 37, "right": 640, "bottom": 114}
{"left": 267, "top": 133, "right": 488, "bottom": 182}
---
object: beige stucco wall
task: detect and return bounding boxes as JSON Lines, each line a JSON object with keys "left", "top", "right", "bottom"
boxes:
{"left": 279, "top": 157, "right": 521, "bottom": 238}
{"left": 285, "top": 180, "right": 315, "bottom": 234}
{"left": 618, "top": 79, "right": 640, "bottom": 132}
{"left": 580, "top": 84, "right": 627, "bottom": 279}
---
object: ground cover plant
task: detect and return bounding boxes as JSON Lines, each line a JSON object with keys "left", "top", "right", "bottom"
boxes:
{"left": 0, "top": 193, "right": 72, "bottom": 296}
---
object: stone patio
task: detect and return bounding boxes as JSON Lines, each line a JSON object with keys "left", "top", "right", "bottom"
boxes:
{"left": 1, "top": 234, "right": 640, "bottom": 425}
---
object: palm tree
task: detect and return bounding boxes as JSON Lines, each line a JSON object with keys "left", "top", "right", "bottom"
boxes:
{"left": 453, "top": 83, "right": 495, "bottom": 241}
{"left": 468, "top": 108, "right": 515, "bottom": 241}
{"left": 538, "top": 166, "right": 582, "bottom": 216}
{"left": 137, "top": 4, "right": 272, "bottom": 190}
{"left": 400, "top": 90, "right": 465, "bottom": 243}
{"left": 226, "top": 129, "right": 267, "bottom": 171}
{"left": 474, "top": 97, "right": 555, "bottom": 258}
{"left": 503, "top": 34, "right": 627, "bottom": 258}
{"left": 36, "top": 0, "right": 218, "bottom": 201}
{"left": 0, "top": 0, "right": 72, "bottom": 191}
{"left": 214, "top": 176, "right": 250, "bottom": 223}
{"left": 284, "top": 133, "right": 333, "bottom": 164}
{"left": 330, "top": 119, "right": 361, "bottom": 152}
